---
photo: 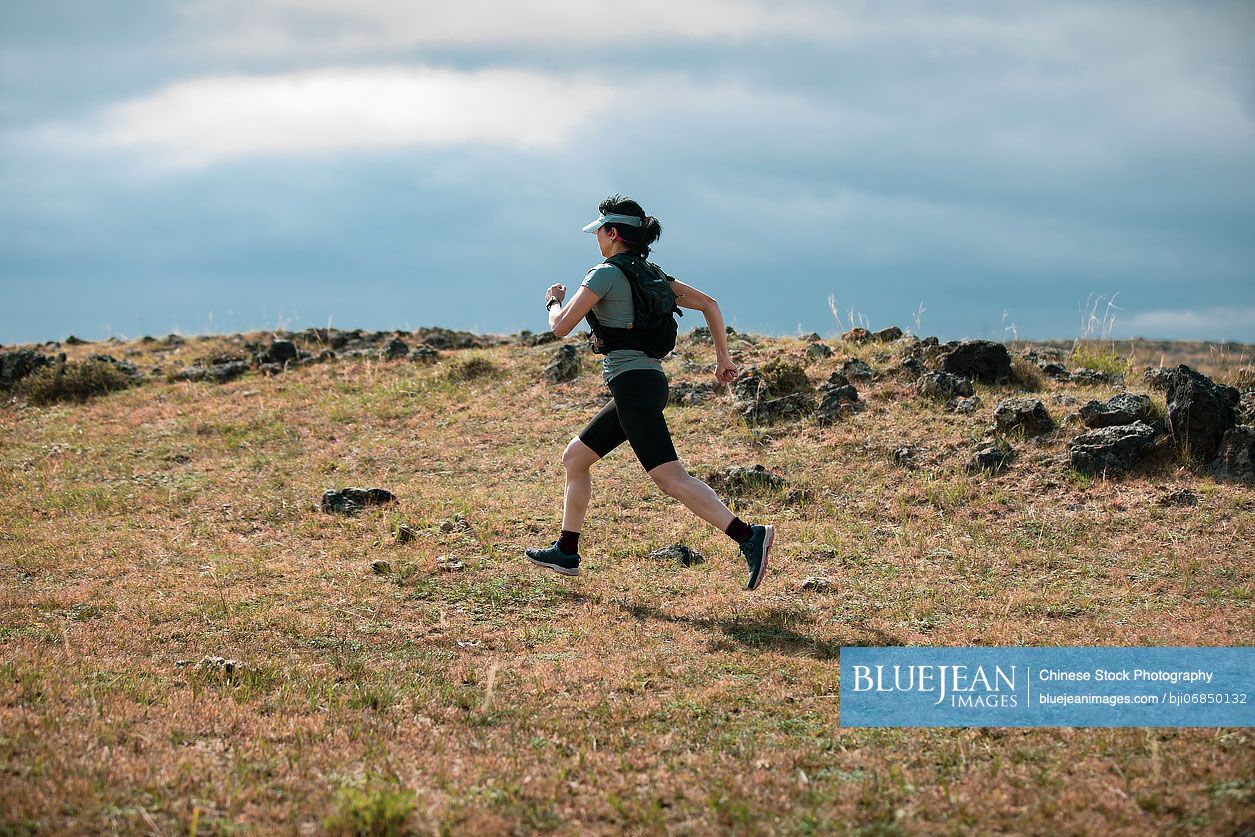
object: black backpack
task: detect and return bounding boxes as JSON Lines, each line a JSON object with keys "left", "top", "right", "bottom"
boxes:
{"left": 584, "top": 252, "right": 684, "bottom": 359}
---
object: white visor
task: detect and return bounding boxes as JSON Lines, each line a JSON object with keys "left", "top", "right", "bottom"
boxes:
{"left": 582, "top": 212, "right": 644, "bottom": 233}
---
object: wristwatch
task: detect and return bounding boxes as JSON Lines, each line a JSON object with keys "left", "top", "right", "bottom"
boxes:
{"left": 546, "top": 297, "right": 561, "bottom": 310}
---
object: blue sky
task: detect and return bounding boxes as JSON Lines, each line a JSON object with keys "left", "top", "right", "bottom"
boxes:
{"left": 2, "top": 0, "right": 1253, "bottom": 345}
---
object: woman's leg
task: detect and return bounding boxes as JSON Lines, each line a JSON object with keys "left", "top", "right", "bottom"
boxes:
{"left": 647, "top": 460, "right": 737, "bottom": 532}
{"left": 561, "top": 436, "right": 602, "bottom": 532}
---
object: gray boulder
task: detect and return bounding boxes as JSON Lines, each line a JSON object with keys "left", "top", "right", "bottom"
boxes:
{"left": 873, "top": 326, "right": 904, "bottom": 342}
{"left": 173, "top": 361, "right": 250, "bottom": 383}
{"left": 994, "top": 398, "right": 1055, "bottom": 437}
{"left": 1, "top": 349, "right": 57, "bottom": 390}
{"left": 742, "top": 391, "right": 816, "bottom": 424}
{"left": 1068, "top": 421, "right": 1158, "bottom": 476}
{"left": 321, "top": 487, "right": 396, "bottom": 516}
{"left": 1165, "top": 365, "right": 1239, "bottom": 464}
{"left": 705, "top": 464, "right": 786, "bottom": 494}
{"left": 1078, "top": 392, "right": 1153, "bottom": 428}
{"left": 381, "top": 337, "right": 410, "bottom": 360}
{"left": 968, "top": 445, "right": 1014, "bottom": 475}
{"left": 841, "top": 358, "right": 875, "bottom": 380}
{"left": 259, "top": 339, "right": 298, "bottom": 365}
{"left": 806, "top": 341, "right": 833, "bottom": 358}
{"left": 1209, "top": 425, "right": 1255, "bottom": 485}
{"left": 916, "top": 372, "right": 974, "bottom": 401}
{"left": 1143, "top": 367, "right": 1174, "bottom": 391}
{"left": 816, "top": 385, "right": 864, "bottom": 424}
{"left": 670, "top": 381, "right": 721, "bottom": 406}
{"left": 948, "top": 396, "right": 982, "bottom": 414}
{"left": 942, "top": 340, "right": 1012, "bottom": 383}
{"left": 543, "top": 344, "right": 581, "bottom": 383}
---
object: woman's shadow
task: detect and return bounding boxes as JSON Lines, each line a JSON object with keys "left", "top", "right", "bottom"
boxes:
{"left": 554, "top": 587, "right": 906, "bottom": 660}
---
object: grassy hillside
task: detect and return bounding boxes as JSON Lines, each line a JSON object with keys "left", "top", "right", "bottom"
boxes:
{"left": 2, "top": 328, "right": 1252, "bottom": 835}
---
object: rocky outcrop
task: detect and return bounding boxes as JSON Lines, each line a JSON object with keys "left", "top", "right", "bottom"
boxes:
{"left": 916, "top": 372, "right": 974, "bottom": 401}
{"left": 320, "top": 487, "right": 397, "bottom": 516}
{"left": 1078, "top": 393, "right": 1152, "bottom": 428}
{"left": 1165, "top": 365, "right": 1239, "bottom": 465}
{"left": 544, "top": 344, "right": 581, "bottom": 384}
{"left": 994, "top": 398, "right": 1054, "bottom": 437}
{"left": 1, "top": 349, "right": 59, "bottom": 390}
{"left": 1209, "top": 425, "right": 1255, "bottom": 485}
{"left": 942, "top": 340, "right": 1012, "bottom": 384}
{"left": 1068, "top": 421, "right": 1158, "bottom": 476}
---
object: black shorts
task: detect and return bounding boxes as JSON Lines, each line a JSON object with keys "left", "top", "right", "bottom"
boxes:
{"left": 577, "top": 368, "right": 679, "bottom": 472}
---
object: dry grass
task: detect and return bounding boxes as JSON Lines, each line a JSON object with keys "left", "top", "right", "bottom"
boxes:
{"left": 1, "top": 330, "right": 1252, "bottom": 835}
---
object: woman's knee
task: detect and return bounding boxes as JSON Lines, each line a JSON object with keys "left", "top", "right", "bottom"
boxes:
{"left": 648, "top": 461, "right": 688, "bottom": 496}
{"left": 563, "top": 436, "right": 599, "bottom": 474}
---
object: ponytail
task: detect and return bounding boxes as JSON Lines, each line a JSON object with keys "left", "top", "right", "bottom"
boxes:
{"left": 599, "top": 194, "right": 662, "bottom": 258}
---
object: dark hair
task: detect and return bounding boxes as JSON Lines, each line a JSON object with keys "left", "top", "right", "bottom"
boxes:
{"left": 598, "top": 194, "right": 662, "bottom": 258}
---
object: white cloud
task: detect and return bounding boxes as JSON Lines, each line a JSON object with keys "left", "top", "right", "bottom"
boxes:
{"left": 187, "top": 0, "right": 833, "bottom": 53}
{"left": 1115, "top": 306, "right": 1255, "bottom": 341}
{"left": 98, "top": 66, "right": 611, "bottom": 165}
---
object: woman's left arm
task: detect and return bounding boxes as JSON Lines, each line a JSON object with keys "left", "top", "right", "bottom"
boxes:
{"left": 670, "top": 279, "right": 739, "bottom": 384}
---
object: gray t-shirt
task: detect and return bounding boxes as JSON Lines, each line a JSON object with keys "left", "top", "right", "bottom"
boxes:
{"left": 580, "top": 262, "right": 669, "bottom": 385}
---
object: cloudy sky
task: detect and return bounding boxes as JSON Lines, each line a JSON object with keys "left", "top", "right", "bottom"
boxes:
{"left": 2, "top": 0, "right": 1252, "bottom": 345}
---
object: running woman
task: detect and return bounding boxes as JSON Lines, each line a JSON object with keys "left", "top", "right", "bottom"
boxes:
{"left": 525, "top": 195, "right": 775, "bottom": 590}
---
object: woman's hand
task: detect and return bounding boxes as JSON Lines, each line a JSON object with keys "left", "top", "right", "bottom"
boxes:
{"left": 545, "top": 284, "right": 567, "bottom": 304}
{"left": 715, "top": 355, "right": 739, "bottom": 384}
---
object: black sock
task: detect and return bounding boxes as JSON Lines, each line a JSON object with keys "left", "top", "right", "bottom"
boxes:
{"left": 558, "top": 529, "right": 580, "bottom": 555}
{"left": 725, "top": 516, "right": 754, "bottom": 544}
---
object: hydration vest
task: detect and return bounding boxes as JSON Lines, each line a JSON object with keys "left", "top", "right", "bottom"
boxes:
{"left": 584, "top": 252, "right": 684, "bottom": 359}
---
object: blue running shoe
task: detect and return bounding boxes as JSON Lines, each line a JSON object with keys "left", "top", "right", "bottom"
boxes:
{"left": 525, "top": 541, "right": 581, "bottom": 576}
{"left": 740, "top": 524, "right": 775, "bottom": 591}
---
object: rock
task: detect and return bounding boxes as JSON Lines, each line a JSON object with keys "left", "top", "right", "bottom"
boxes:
{"left": 916, "top": 372, "right": 974, "bottom": 401}
{"left": 799, "top": 576, "right": 831, "bottom": 591}
{"left": 895, "top": 357, "right": 926, "bottom": 378}
{"left": 873, "top": 326, "right": 903, "bottom": 342}
{"left": 806, "top": 342, "right": 833, "bottom": 358}
{"left": 1157, "top": 487, "right": 1199, "bottom": 507}
{"left": 436, "top": 555, "right": 464, "bottom": 572}
{"left": 409, "top": 345, "right": 439, "bottom": 363}
{"left": 842, "top": 327, "right": 872, "bottom": 343}
{"left": 0, "top": 349, "right": 56, "bottom": 390}
{"left": 414, "top": 326, "right": 486, "bottom": 350}
{"left": 1038, "top": 362, "right": 1071, "bottom": 380}
{"left": 1165, "top": 365, "right": 1240, "bottom": 465}
{"left": 1070, "top": 368, "right": 1125, "bottom": 387}
{"left": 994, "top": 398, "right": 1055, "bottom": 437}
{"left": 841, "top": 358, "right": 874, "bottom": 380}
{"left": 315, "top": 349, "right": 338, "bottom": 363}
{"left": 87, "top": 353, "right": 146, "bottom": 385}
{"left": 648, "top": 544, "right": 705, "bottom": 567}
{"left": 394, "top": 525, "right": 418, "bottom": 544}
{"left": 760, "top": 359, "right": 813, "bottom": 396}
{"left": 816, "top": 385, "right": 864, "bottom": 424}
{"left": 742, "top": 392, "right": 816, "bottom": 424}
{"left": 948, "top": 396, "right": 982, "bottom": 414}
{"left": 516, "top": 329, "right": 559, "bottom": 347}
{"left": 1209, "top": 425, "right": 1255, "bottom": 485}
{"left": 669, "top": 381, "right": 721, "bottom": 406}
{"left": 321, "top": 487, "right": 396, "bottom": 515}
{"left": 172, "top": 361, "right": 250, "bottom": 383}
{"left": 1022, "top": 347, "right": 1067, "bottom": 364}
{"left": 381, "top": 336, "right": 410, "bottom": 360}
{"left": 819, "top": 372, "right": 851, "bottom": 391}
{"left": 891, "top": 446, "right": 919, "bottom": 468}
{"left": 1052, "top": 394, "right": 1080, "bottom": 406}
{"left": 968, "top": 445, "right": 1014, "bottom": 475}
{"left": 259, "top": 339, "right": 298, "bottom": 365}
{"left": 65, "top": 334, "right": 88, "bottom": 345}
{"left": 1239, "top": 389, "right": 1255, "bottom": 424}
{"left": 1078, "top": 392, "right": 1153, "bottom": 428}
{"left": 371, "top": 559, "right": 392, "bottom": 574}
{"left": 705, "top": 464, "right": 786, "bottom": 494}
{"left": 439, "top": 513, "right": 472, "bottom": 533}
{"left": 1068, "top": 421, "right": 1158, "bottom": 476}
{"left": 1143, "top": 367, "right": 1175, "bottom": 391}
{"left": 544, "top": 344, "right": 581, "bottom": 383}
{"left": 942, "top": 340, "right": 1012, "bottom": 383}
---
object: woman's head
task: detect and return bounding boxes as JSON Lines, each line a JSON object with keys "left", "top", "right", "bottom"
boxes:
{"left": 591, "top": 195, "right": 662, "bottom": 259}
